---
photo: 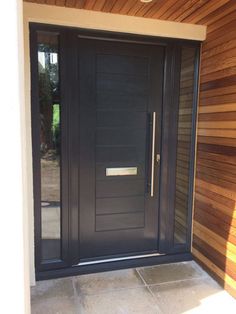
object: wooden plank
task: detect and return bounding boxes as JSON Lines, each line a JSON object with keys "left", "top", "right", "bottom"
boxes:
{"left": 55, "top": 0, "right": 66, "bottom": 6}
{"left": 197, "top": 150, "right": 236, "bottom": 166}
{"left": 193, "top": 236, "right": 236, "bottom": 281}
{"left": 173, "top": 0, "right": 208, "bottom": 23}
{"left": 201, "top": 56, "right": 236, "bottom": 76}
{"left": 202, "top": 39, "right": 236, "bottom": 60}
{"left": 102, "top": 0, "right": 117, "bottom": 12}
{"left": 127, "top": 2, "right": 144, "bottom": 15}
{"left": 194, "top": 214, "right": 236, "bottom": 251}
{"left": 84, "top": 0, "right": 97, "bottom": 9}
{"left": 143, "top": 0, "right": 168, "bottom": 18}
{"left": 195, "top": 184, "right": 236, "bottom": 209}
{"left": 195, "top": 194, "right": 236, "bottom": 227}
{"left": 198, "top": 120, "right": 236, "bottom": 129}
{"left": 197, "top": 164, "right": 236, "bottom": 185}
{"left": 193, "top": 221, "right": 236, "bottom": 258}
{"left": 65, "top": 0, "right": 75, "bottom": 7}
{"left": 202, "top": 28, "right": 236, "bottom": 52}
{"left": 208, "top": 8, "right": 236, "bottom": 33}
{"left": 207, "top": 19, "right": 236, "bottom": 42}
{"left": 197, "top": 158, "right": 236, "bottom": 175}
{"left": 198, "top": 129, "right": 236, "bottom": 138}
{"left": 119, "top": 0, "right": 137, "bottom": 14}
{"left": 200, "top": 66, "right": 236, "bottom": 84}
{"left": 195, "top": 191, "right": 236, "bottom": 219}
{"left": 160, "top": 0, "right": 187, "bottom": 20}
{"left": 46, "top": 0, "right": 56, "bottom": 5}
{"left": 135, "top": 1, "right": 160, "bottom": 17}
{"left": 199, "top": 94, "right": 236, "bottom": 106}
{"left": 110, "top": 0, "right": 126, "bottom": 13}
{"left": 198, "top": 136, "right": 236, "bottom": 148}
{"left": 93, "top": 0, "right": 106, "bottom": 11}
{"left": 199, "top": 104, "right": 236, "bottom": 114}
{"left": 201, "top": 75, "right": 236, "bottom": 92}
{"left": 150, "top": 0, "right": 178, "bottom": 19}
{"left": 75, "top": 0, "right": 86, "bottom": 8}
{"left": 192, "top": 248, "right": 236, "bottom": 291}
{"left": 183, "top": 0, "right": 230, "bottom": 24}
{"left": 195, "top": 200, "right": 236, "bottom": 230}
{"left": 196, "top": 178, "right": 236, "bottom": 201}
{"left": 200, "top": 85, "right": 236, "bottom": 99}
{"left": 196, "top": 170, "right": 236, "bottom": 195}
{"left": 199, "top": 112, "right": 236, "bottom": 121}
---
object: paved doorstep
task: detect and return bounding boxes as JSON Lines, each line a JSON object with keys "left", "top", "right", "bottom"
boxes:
{"left": 31, "top": 261, "right": 236, "bottom": 314}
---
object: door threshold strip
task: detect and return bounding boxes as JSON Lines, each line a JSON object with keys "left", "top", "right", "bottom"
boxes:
{"left": 76, "top": 252, "right": 165, "bottom": 266}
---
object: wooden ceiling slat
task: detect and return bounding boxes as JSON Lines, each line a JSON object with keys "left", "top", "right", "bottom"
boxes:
{"left": 65, "top": 0, "right": 76, "bottom": 8}
{"left": 134, "top": 1, "right": 155, "bottom": 17}
{"left": 84, "top": 0, "right": 96, "bottom": 9}
{"left": 202, "top": 28, "right": 236, "bottom": 53}
{"left": 202, "top": 40, "right": 236, "bottom": 61}
{"left": 207, "top": 20, "right": 236, "bottom": 44}
{"left": 127, "top": 2, "right": 145, "bottom": 16}
{"left": 102, "top": 0, "right": 117, "bottom": 13}
{"left": 151, "top": 0, "right": 179, "bottom": 19}
{"left": 119, "top": 0, "right": 137, "bottom": 15}
{"left": 75, "top": 0, "right": 86, "bottom": 8}
{"left": 183, "top": 0, "right": 231, "bottom": 23}
{"left": 198, "top": 0, "right": 236, "bottom": 26}
{"left": 208, "top": 9, "right": 236, "bottom": 34}
{"left": 110, "top": 0, "right": 126, "bottom": 13}
{"left": 93, "top": 0, "right": 106, "bottom": 11}
{"left": 23, "top": 0, "right": 235, "bottom": 31}
{"left": 143, "top": 0, "right": 167, "bottom": 18}
{"left": 45, "top": 0, "right": 56, "bottom": 5}
{"left": 55, "top": 0, "right": 65, "bottom": 6}
{"left": 171, "top": 0, "right": 208, "bottom": 22}
{"left": 159, "top": 0, "right": 188, "bottom": 20}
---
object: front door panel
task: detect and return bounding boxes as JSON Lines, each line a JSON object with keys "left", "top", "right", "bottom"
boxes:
{"left": 78, "top": 39, "right": 164, "bottom": 260}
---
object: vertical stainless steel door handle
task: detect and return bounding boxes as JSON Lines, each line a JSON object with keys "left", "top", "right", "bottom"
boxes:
{"left": 150, "top": 112, "right": 156, "bottom": 197}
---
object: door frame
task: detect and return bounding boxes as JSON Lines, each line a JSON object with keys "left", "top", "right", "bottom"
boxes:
{"left": 30, "top": 23, "right": 200, "bottom": 280}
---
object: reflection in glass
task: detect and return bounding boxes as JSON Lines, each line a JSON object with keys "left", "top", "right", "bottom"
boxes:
{"left": 174, "top": 47, "right": 196, "bottom": 244}
{"left": 38, "top": 32, "right": 61, "bottom": 261}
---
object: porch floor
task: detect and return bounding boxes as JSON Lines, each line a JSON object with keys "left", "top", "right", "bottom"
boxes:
{"left": 31, "top": 261, "right": 236, "bottom": 313}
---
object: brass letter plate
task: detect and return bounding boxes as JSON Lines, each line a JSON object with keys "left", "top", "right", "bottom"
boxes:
{"left": 106, "top": 167, "right": 138, "bottom": 176}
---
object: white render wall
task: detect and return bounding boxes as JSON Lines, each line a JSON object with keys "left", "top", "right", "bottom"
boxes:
{"left": 0, "top": 0, "right": 30, "bottom": 313}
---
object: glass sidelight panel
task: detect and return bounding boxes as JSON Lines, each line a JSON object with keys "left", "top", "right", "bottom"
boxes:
{"left": 37, "top": 32, "right": 61, "bottom": 261}
{"left": 174, "top": 47, "right": 196, "bottom": 245}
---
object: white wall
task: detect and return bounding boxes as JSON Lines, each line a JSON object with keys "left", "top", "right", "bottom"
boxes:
{"left": 23, "top": 2, "right": 206, "bottom": 286}
{"left": 0, "top": 0, "right": 30, "bottom": 313}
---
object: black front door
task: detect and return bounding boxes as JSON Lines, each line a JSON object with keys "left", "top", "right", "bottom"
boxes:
{"left": 31, "top": 24, "right": 199, "bottom": 275}
{"left": 78, "top": 39, "right": 164, "bottom": 261}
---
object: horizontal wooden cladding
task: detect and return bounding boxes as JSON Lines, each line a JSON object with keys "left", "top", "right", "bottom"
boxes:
{"left": 193, "top": 221, "right": 236, "bottom": 263}
{"left": 194, "top": 200, "right": 236, "bottom": 244}
{"left": 193, "top": 248, "right": 236, "bottom": 295}
{"left": 193, "top": 235, "right": 236, "bottom": 281}
{"left": 193, "top": 0, "right": 236, "bottom": 298}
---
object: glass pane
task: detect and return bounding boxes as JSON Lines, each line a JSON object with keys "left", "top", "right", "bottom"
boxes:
{"left": 174, "top": 47, "right": 196, "bottom": 244}
{"left": 37, "top": 32, "right": 61, "bottom": 261}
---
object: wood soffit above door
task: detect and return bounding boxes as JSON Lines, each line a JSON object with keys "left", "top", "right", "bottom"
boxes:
{"left": 23, "top": 0, "right": 236, "bottom": 26}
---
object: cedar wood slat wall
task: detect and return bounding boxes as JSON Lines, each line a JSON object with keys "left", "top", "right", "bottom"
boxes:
{"left": 194, "top": 13, "right": 236, "bottom": 298}
{"left": 24, "top": 0, "right": 236, "bottom": 298}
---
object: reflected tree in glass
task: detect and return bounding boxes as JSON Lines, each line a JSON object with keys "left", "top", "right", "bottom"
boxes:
{"left": 38, "top": 33, "right": 61, "bottom": 261}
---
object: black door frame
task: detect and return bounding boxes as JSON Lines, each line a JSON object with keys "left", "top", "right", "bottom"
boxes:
{"left": 30, "top": 23, "right": 200, "bottom": 280}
